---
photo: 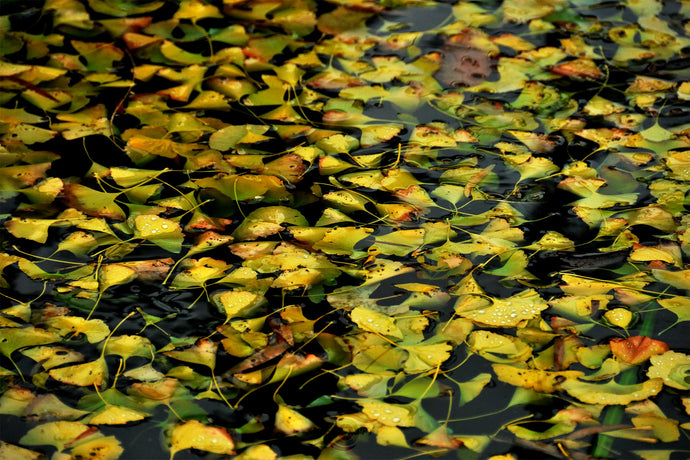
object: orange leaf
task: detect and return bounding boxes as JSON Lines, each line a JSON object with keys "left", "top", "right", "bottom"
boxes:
{"left": 551, "top": 58, "right": 604, "bottom": 79}
{"left": 610, "top": 336, "right": 669, "bottom": 365}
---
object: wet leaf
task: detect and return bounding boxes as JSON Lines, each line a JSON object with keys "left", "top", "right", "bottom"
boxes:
{"left": 275, "top": 403, "right": 316, "bottom": 434}
{"left": 610, "top": 336, "right": 669, "bottom": 365}
{"left": 69, "top": 435, "right": 124, "bottom": 460}
{"left": 492, "top": 364, "right": 584, "bottom": 393}
{"left": 132, "top": 214, "right": 184, "bottom": 253}
{"left": 350, "top": 307, "right": 403, "bottom": 339}
{"left": 49, "top": 357, "right": 108, "bottom": 387}
{"left": 468, "top": 331, "right": 532, "bottom": 363}
{"left": 457, "top": 290, "right": 547, "bottom": 327}
{"left": 169, "top": 420, "right": 234, "bottom": 458}
{"left": 646, "top": 351, "right": 690, "bottom": 390}
{"left": 84, "top": 405, "right": 148, "bottom": 425}
{"left": 561, "top": 378, "right": 664, "bottom": 405}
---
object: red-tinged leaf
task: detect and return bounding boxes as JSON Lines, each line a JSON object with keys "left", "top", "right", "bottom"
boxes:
{"left": 169, "top": 420, "right": 234, "bottom": 458}
{"left": 260, "top": 153, "right": 306, "bottom": 184}
{"left": 610, "top": 336, "right": 670, "bottom": 365}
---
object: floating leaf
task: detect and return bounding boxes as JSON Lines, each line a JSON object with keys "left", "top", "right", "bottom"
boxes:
{"left": 350, "top": 307, "right": 403, "bottom": 339}
{"left": 19, "top": 421, "right": 91, "bottom": 452}
{"left": 45, "top": 316, "right": 110, "bottom": 343}
{"left": 492, "top": 364, "right": 584, "bottom": 393}
{"left": 360, "top": 400, "right": 415, "bottom": 427}
{"left": 0, "top": 442, "right": 42, "bottom": 460}
{"left": 69, "top": 435, "right": 124, "bottom": 460}
{"left": 169, "top": 420, "right": 234, "bottom": 458}
{"left": 49, "top": 358, "right": 108, "bottom": 387}
{"left": 275, "top": 403, "right": 316, "bottom": 434}
{"left": 132, "top": 214, "right": 184, "bottom": 253}
{"left": 164, "top": 339, "right": 218, "bottom": 370}
{"left": 63, "top": 183, "right": 125, "bottom": 220}
{"left": 84, "top": 405, "right": 148, "bottom": 425}
{"left": 212, "top": 291, "right": 266, "bottom": 323}
{"left": 468, "top": 331, "right": 532, "bottom": 363}
{"left": 404, "top": 342, "right": 452, "bottom": 374}
{"left": 610, "top": 336, "right": 669, "bottom": 365}
{"left": 561, "top": 378, "right": 664, "bottom": 405}
{"left": 0, "top": 327, "right": 59, "bottom": 359}
{"left": 457, "top": 289, "right": 547, "bottom": 327}
{"left": 647, "top": 351, "right": 690, "bottom": 390}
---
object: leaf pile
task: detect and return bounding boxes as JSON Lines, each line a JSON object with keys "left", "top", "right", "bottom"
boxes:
{"left": 0, "top": 0, "right": 689, "bottom": 458}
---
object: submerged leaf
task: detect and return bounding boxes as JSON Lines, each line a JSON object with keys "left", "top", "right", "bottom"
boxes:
{"left": 19, "top": 421, "right": 91, "bottom": 452}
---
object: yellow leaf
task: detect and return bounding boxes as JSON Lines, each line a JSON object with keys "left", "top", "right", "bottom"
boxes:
{"left": 169, "top": 420, "right": 234, "bottom": 458}
{"left": 492, "top": 364, "right": 584, "bottom": 393}
{"left": 275, "top": 404, "right": 316, "bottom": 434}
{"left": 630, "top": 246, "right": 677, "bottom": 264}
{"left": 458, "top": 289, "right": 547, "bottom": 327}
{"left": 647, "top": 351, "right": 690, "bottom": 390}
{"left": 45, "top": 316, "right": 110, "bottom": 343}
{"left": 132, "top": 215, "right": 184, "bottom": 253}
{"left": 49, "top": 358, "right": 108, "bottom": 387}
{"left": 85, "top": 406, "right": 148, "bottom": 425}
{"left": 99, "top": 264, "right": 137, "bottom": 292}
{"left": 4, "top": 218, "right": 62, "bottom": 244}
{"left": 404, "top": 342, "right": 452, "bottom": 373}
{"left": 0, "top": 441, "right": 42, "bottom": 460}
{"left": 174, "top": 0, "right": 222, "bottom": 21}
{"left": 212, "top": 291, "right": 266, "bottom": 322}
{"left": 468, "top": 331, "right": 532, "bottom": 363}
{"left": 376, "top": 425, "right": 410, "bottom": 447}
{"left": 652, "top": 269, "right": 690, "bottom": 290}
{"left": 102, "top": 335, "right": 153, "bottom": 361}
{"left": 164, "top": 339, "right": 218, "bottom": 369}
{"left": 360, "top": 400, "right": 415, "bottom": 427}
{"left": 561, "top": 378, "right": 664, "bottom": 405}
{"left": 350, "top": 307, "right": 403, "bottom": 339}
{"left": 126, "top": 135, "right": 202, "bottom": 159}
{"left": 604, "top": 308, "right": 633, "bottom": 328}
{"left": 70, "top": 435, "right": 124, "bottom": 460}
